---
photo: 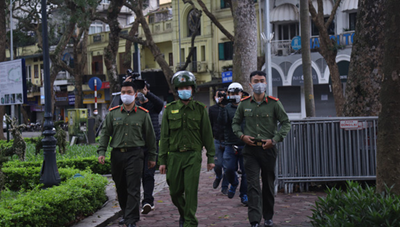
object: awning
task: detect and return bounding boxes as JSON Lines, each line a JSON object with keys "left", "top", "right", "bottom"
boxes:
{"left": 341, "top": 0, "right": 358, "bottom": 12}
{"left": 312, "top": 0, "right": 333, "bottom": 16}
{"left": 270, "top": 4, "right": 299, "bottom": 23}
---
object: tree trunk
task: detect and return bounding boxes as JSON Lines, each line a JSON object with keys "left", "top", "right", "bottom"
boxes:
{"left": 73, "top": 29, "right": 89, "bottom": 108}
{"left": 343, "top": 0, "right": 385, "bottom": 116}
{"left": 300, "top": 0, "right": 315, "bottom": 117}
{"left": 377, "top": 0, "right": 400, "bottom": 195}
{"left": 230, "top": 0, "right": 257, "bottom": 94}
{"left": 0, "top": 0, "right": 6, "bottom": 139}
{"left": 309, "top": 0, "right": 344, "bottom": 116}
{"left": 103, "top": 0, "right": 125, "bottom": 94}
{"left": 123, "top": 20, "right": 139, "bottom": 71}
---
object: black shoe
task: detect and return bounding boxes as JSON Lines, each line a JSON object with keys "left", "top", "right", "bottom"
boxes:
{"left": 221, "top": 187, "right": 228, "bottom": 195}
{"left": 126, "top": 223, "right": 137, "bottom": 227}
{"left": 213, "top": 178, "right": 221, "bottom": 189}
{"left": 118, "top": 218, "right": 125, "bottom": 225}
{"left": 250, "top": 222, "right": 259, "bottom": 227}
{"left": 264, "top": 219, "right": 273, "bottom": 227}
{"left": 179, "top": 216, "right": 185, "bottom": 227}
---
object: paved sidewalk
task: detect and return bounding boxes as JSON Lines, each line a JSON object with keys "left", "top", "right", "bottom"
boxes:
{"left": 99, "top": 151, "right": 325, "bottom": 227}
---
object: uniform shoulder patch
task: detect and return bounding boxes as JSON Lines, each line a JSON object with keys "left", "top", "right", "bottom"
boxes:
{"left": 109, "top": 105, "right": 120, "bottom": 111}
{"left": 139, "top": 106, "right": 149, "bottom": 113}
{"left": 240, "top": 96, "right": 251, "bottom": 102}
{"left": 268, "top": 96, "right": 279, "bottom": 101}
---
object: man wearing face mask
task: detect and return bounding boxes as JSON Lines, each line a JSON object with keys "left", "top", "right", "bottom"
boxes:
{"left": 208, "top": 87, "right": 230, "bottom": 195}
{"left": 135, "top": 82, "right": 164, "bottom": 215}
{"left": 232, "top": 71, "right": 291, "bottom": 227}
{"left": 159, "top": 71, "right": 215, "bottom": 227}
{"left": 217, "top": 82, "right": 248, "bottom": 206}
{"left": 97, "top": 80, "right": 157, "bottom": 227}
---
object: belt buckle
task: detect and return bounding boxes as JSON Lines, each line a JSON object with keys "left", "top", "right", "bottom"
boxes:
{"left": 120, "top": 148, "right": 127, "bottom": 152}
{"left": 179, "top": 149, "right": 187, "bottom": 152}
{"left": 256, "top": 142, "right": 263, "bottom": 147}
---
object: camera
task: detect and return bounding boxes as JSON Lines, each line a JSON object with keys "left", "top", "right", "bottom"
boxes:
{"left": 218, "top": 92, "right": 235, "bottom": 105}
{"left": 126, "top": 69, "right": 145, "bottom": 89}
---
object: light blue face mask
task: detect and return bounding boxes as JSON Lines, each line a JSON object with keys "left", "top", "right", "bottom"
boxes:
{"left": 178, "top": 89, "right": 192, "bottom": 100}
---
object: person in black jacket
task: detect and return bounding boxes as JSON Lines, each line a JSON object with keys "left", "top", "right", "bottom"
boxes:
{"left": 208, "top": 87, "right": 230, "bottom": 194}
{"left": 218, "top": 82, "right": 248, "bottom": 206}
{"left": 136, "top": 82, "right": 164, "bottom": 215}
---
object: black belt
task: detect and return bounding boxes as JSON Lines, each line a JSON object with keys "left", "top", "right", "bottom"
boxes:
{"left": 113, "top": 147, "right": 141, "bottom": 152}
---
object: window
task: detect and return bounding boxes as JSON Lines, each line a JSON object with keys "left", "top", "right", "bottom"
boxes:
{"left": 34, "top": 65, "right": 39, "bottom": 78}
{"left": 218, "top": 42, "right": 233, "bottom": 60}
{"left": 201, "top": 45, "right": 205, "bottom": 61}
{"left": 221, "top": 0, "right": 230, "bottom": 9}
{"left": 349, "top": 13, "right": 357, "bottom": 31}
{"left": 311, "top": 17, "right": 335, "bottom": 36}
{"left": 26, "top": 65, "right": 31, "bottom": 83}
{"left": 169, "top": 53, "right": 173, "bottom": 66}
{"left": 187, "top": 10, "right": 201, "bottom": 37}
{"left": 89, "top": 22, "right": 103, "bottom": 34}
{"left": 277, "top": 23, "right": 299, "bottom": 40}
{"left": 148, "top": 14, "right": 155, "bottom": 24}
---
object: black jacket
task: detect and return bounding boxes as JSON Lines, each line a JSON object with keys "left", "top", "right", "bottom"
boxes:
{"left": 137, "top": 91, "right": 164, "bottom": 141}
{"left": 218, "top": 103, "right": 245, "bottom": 145}
{"left": 208, "top": 104, "right": 225, "bottom": 141}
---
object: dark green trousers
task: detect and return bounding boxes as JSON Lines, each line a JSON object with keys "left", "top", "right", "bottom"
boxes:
{"left": 111, "top": 149, "right": 144, "bottom": 225}
{"left": 243, "top": 145, "right": 277, "bottom": 224}
{"left": 166, "top": 150, "right": 202, "bottom": 227}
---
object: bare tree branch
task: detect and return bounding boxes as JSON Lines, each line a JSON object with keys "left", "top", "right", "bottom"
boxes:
{"left": 196, "top": 0, "right": 234, "bottom": 42}
{"left": 325, "top": 0, "right": 342, "bottom": 29}
{"left": 179, "top": 8, "right": 202, "bottom": 71}
{"left": 120, "top": 34, "right": 147, "bottom": 46}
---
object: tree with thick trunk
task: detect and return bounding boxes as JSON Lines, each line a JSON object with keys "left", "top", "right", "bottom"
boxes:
{"left": 308, "top": 0, "right": 344, "bottom": 116}
{"left": 377, "top": 0, "right": 400, "bottom": 195}
{"left": 95, "top": 0, "right": 125, "bottom": 94}
{"left": 301, "top": 0, "right": 315, "bottom": 117}
{"left": 343, "top": 0, "right": 385, "bottom": 116}
{"left": 0, "top": 0, "right": 6, "bottom": 139}
{"left": 230, "top": 0, "right": 257, "bottom": 93}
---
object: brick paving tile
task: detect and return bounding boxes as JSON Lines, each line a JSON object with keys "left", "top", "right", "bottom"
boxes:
{"left": 106, "top": 151, "right": 325, "bottom": 227}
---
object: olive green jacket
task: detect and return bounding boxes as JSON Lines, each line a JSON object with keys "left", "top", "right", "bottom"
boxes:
{"left": 97, "top": 105, "right": 157, "bottom": 161}
{"left": 232, "top": 95, "right": 291, "bottom": 143}
{"left": 159, "top": 99, "right": 215, "bottom": 165}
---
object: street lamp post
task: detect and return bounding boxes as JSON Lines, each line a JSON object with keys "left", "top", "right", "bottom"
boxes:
{"left": 264, "top": 0, "right": 273, "bottom": 96}
{"left": 39, "top": 0, "right": 60, "bottom": 188}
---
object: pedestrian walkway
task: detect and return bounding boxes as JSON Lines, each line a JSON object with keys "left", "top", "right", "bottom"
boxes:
{"left": 97, "top": 151, "right": 325, "bottom": 227}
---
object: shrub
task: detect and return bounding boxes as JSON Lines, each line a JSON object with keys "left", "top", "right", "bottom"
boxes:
{"left": 3, "top": 157, "right": 111, "bottom": 175}
{"left": 310, "top": 181, "right": 400, "bottom": 227}
{"left": 0, "top": 169, "right": 108, "bottom": 227}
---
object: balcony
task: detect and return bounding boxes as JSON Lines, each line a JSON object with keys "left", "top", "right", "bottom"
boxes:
{"left": 271, "top": 40, "right": 294, "bottom": 56}
{"left": 175, "top": 61, "right": 209, "bottom": 73}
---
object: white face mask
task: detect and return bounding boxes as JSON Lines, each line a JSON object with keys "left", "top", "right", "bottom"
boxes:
{"left": 230, "top": 95, "right": 241, "bottom": 103}
{"left": 121, "top": 94, "right": 136, "bottom": 105}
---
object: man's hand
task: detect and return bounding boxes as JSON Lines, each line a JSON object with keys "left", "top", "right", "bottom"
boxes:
{"left": 148, "top": 161, "right": 156, "bottom": 169}
{"left": 207, "top": 163, "right": 215, "bottom": 171}
{"left": 159, "top": 165, "right": 166, "bottom": 174}
{"left": 124, "top": 76, "right": 133, "bottom": 82}
{"left": 98, "top": 156, "right": 105, "bottom": 165}
{"left": 242, "top": 135, "right": 256, "bottom": 146}
{"left": 261, "top": 139, "right": 274, "bottom": 150}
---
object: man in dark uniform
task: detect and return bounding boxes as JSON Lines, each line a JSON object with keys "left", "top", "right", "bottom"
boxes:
{"left": 208, "top": 87, "right": 229, "bottom": 194}
{"left": 159, "top": 71, "right": 215, "bottom": 227}
{"left": 232, "top": 70, "right": 291, "bottom": 227}
{"left": 97, "top": 81, "right": 157, "bottom": 227}
{"left": 136, "top": 82, "right": 164, "bottom": 214}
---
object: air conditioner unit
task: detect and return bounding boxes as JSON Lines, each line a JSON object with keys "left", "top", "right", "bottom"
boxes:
{"left": 197, "top": 62, "right": 207, "bottom": 73}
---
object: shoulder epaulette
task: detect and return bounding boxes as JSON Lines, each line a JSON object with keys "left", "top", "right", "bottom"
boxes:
{"left": 109, "top": 105, "right": 120, "bottom": 111}
{"left": 139, "top": 106, "right": 149, "bottom": 113}
{"left": 165, "top": 101, "right": 176, "bottom": 109}
{"left": 268, "top": 96, "right": 279, "bottom": 101}
{"left": 240, "top": 96, "right": 251, "bottom": 102}
{"left": 195, "top": 101, "right": 207, "bottom": 108}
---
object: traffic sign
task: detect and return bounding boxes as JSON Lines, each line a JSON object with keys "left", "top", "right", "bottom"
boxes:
{"left": 88, "top": 77, "right": 102, "bottom": 91}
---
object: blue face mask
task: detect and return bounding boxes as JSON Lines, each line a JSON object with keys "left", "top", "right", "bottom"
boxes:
{"left": 178, "top": 89, "right": 192, "bottom": 100}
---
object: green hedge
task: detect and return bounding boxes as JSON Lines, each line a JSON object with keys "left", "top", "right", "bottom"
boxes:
{"left": 4, "top": 157, "right": 111, "bottom": 175}
{"left": 0, "top": 168, "right": 108, "bottom": 227}
{"left": 310, "top": 181, "right": 400, "bottom": 227}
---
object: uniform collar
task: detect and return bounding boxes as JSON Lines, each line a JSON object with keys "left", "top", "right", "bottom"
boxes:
{"left": 177, "top": 99, "right": 195, "bottom": 110}
{"left": 250, "top": 94, "right": 268, "bottom": 104}
{"left": 121, "top": 104, "right": 137, "bottom": 113}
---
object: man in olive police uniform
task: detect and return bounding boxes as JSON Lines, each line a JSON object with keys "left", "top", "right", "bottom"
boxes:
{"left": 97, "top": 81, "right": 157, "bottom": 227}
{"left": 232, "top": 71, "right": 291, "bottom": 227}
{"left": 159, "top": 71, "right": 215, "bottom": 227}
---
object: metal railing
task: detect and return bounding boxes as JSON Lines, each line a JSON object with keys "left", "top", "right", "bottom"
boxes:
{"left": 277, "top": 117, "right": 378, "bottom": 193}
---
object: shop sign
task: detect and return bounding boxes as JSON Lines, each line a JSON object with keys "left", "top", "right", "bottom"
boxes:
{"left": 83, "top": 90, "right": 106, "bottom": 104}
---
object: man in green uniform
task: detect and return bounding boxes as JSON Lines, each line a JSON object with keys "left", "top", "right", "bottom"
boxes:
{"left": 97, "top": 81, "right": 157, "bottom": 227}
{"left": 232, "top": 70, "right": 291, "bottom": 227}
{"left": 159, "top": 71, "right": 215, "bottom": 227}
